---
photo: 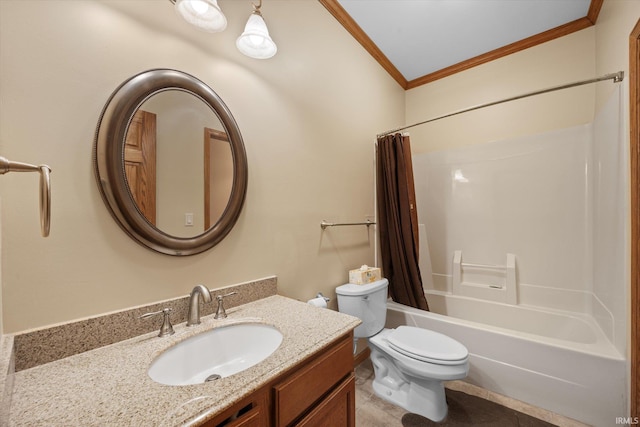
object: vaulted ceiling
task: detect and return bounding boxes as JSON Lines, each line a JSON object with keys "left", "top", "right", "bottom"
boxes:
{"left": 319, "top": 0, "right": 602, "bottom": 89}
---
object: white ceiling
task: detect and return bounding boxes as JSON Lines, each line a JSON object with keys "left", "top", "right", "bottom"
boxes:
{"left": 336, "top": 0, "right": 591, "bottom": 82}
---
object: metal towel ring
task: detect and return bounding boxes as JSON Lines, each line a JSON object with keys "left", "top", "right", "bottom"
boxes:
{"left": 0, "top": 156, "right": 52, "bottom": 237}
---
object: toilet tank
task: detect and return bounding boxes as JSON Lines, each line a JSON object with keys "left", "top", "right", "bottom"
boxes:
{"left": 336, "top": 278, "right": 389, "bottom": 339}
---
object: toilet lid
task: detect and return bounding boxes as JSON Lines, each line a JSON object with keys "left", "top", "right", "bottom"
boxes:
{"left": 387, "top": 326, "right": 468, "bottom": 365}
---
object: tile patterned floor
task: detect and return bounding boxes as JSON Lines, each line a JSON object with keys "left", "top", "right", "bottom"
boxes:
{"left": 354, "top": 359, "right": 589, "bottom": 427}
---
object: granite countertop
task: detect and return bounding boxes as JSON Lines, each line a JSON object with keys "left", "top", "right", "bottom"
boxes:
{"left": 7, "top": 295, "right": 360, "bottom": 426}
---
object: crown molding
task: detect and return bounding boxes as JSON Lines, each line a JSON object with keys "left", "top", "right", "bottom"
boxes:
{"left": 319, "top": 0, "right": 603, "bottom": 90}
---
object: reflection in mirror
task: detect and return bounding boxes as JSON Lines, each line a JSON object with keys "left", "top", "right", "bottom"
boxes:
{"left": 94, "top": 69, "right": 247, "bottom": 256}
{"left": 127, "top": 91, "right": 232, "bottom": 238}
{"left": 205, "top": 128, "right": 233, "bottom": 230}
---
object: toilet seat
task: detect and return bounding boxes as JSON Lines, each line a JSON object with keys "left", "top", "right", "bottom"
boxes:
{"left": 386, "top": 326, "right": 468, "bottom": 365}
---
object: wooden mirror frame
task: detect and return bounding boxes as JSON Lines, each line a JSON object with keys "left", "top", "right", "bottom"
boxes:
{"left": 93, "top": 69, "right": 248, "bottom": 256}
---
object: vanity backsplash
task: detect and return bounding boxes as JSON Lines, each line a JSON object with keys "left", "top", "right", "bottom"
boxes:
{"left": 12, "top": 276, "right": 277, "bottom": 371}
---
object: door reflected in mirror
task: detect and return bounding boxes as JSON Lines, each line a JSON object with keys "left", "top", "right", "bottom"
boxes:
{"left": 205, "top": 128, "right": 233, "bottom": 230}
{"left": 126, "top": 90, "right": 233, "bottom": 238}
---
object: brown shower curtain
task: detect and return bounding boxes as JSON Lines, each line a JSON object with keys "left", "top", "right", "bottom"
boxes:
{"left": 376, "top": 133, "right": 430, "bottom": 311}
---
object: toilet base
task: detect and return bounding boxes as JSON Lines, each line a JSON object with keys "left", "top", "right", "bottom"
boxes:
{"left": 367, "top": 328, "right": 469, "bottom": 423}
{"left": 371, "top": 362, "right": 448, "bottom": 422}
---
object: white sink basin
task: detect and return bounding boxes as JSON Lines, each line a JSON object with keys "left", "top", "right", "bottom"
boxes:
{"left": 148, "top": 323, "right": 283, "bottom": 386}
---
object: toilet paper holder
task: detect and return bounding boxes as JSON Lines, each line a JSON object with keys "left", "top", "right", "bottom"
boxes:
{"left": 307, "top": 292, "right": 330, "bottom": 308}
{"left": 315, "top": 292, "right": 330, "bottom": 303}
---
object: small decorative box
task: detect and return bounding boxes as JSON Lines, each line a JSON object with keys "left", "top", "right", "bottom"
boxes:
{"left": 349, "top": 265, "right": 381, "bottom": 285}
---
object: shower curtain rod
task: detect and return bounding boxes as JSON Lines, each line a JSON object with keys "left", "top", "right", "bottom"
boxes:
{"left": 377, "top": 71, "right": 625, "bottom": 138}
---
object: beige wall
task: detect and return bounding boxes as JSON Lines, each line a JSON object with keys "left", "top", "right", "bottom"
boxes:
{"left": 595, "top": 1, "right": 640, "bottom": 110}
{"left": 0, "top": 0, "right": 404, "bottom": 333}
{"left": 405, "top": 1, "right": 640, "bottom": 155}
{"left": 2, "top": 0, "right": 636, "bottom": 335}
{"left": 405, "top": 28, "right": 597, "bottom": 153}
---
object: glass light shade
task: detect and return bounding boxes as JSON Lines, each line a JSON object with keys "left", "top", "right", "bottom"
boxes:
{"left": 175, "top": 0, "right": 227, "bottom": 33}
{"left": 236, "top": 13, "right": 277, "bottom": 59}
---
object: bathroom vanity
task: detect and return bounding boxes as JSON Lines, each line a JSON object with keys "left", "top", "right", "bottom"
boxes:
{"left": 204, "top": 332, "right": 355, "bottom": 427}
{"left": 4, "top": 290, "right": 360, "bottom": 426}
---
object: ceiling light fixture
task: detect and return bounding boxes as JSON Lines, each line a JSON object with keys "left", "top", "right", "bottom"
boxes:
{"left": 172, "top": 0, "right": 227, "bottom": 33}
{"left": 236, "top": 0, "right": 277, "bottom": 59}
{"left": 169, "top": 0, "right": 277, "bottom": 59}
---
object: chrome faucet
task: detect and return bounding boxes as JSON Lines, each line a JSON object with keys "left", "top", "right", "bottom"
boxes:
{"left": 187, "top": 284, "right": 212, "bottom": 326}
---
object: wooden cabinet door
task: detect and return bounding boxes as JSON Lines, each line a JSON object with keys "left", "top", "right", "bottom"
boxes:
{"left": 273, "top": 335, "right": 352, "bottom": 426}
{"left": 197, "top": 332, "right": 356, "bottom": 427}
{"left": 295, "top": 374, "right": 355, "bottom": 427}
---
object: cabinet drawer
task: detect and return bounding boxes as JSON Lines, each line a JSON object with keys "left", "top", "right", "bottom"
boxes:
{"left": 274, "top": 334, "right": 353, "bottom": 426}
{"left": 200, "top": 389, "right": 268, "bottom": 427}
{"left": 223, "top": 406, "right": 262, "bottom": 427}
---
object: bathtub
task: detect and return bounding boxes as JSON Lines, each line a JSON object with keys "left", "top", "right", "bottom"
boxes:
{"left": 385, "top": 294, "right": 626, "bottom": 427}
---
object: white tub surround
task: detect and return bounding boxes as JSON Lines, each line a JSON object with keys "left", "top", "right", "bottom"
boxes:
{"left": 403, "top": 88, "right": 627, "bottom": 426}
{"left": 413, "top": 88, "right": 627, "bottom": 356}
{"left": 452, "top": 250, "right": 517, "bottom": 304}
{"left": 419, "top": 292, "right": 621, "bottom": 359}
{"left": 386, "top": 301, "right": 625, "bottom": 427}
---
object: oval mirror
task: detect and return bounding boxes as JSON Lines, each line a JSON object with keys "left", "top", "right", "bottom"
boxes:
{"left": 94, "top": 69, "right": 248, "bottom": 256}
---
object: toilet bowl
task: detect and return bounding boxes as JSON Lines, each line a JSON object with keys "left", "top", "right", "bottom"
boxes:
{"left": 336, "top": 279, "right": 469, "bottom": 422}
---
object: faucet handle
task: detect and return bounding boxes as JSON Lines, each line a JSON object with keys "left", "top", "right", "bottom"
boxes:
{"left": 214, "top": 291, "right": 238, "bottom": 319}
{"left": 217, "top": 291, "right": 238, "bottom": 300}
{"left": 140, "top": 308, "right": 175, "bottom": 337}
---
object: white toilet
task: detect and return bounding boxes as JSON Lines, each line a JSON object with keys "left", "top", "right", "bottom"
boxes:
{"left": 336, "top": 278, "right": 469, "bottom": 422}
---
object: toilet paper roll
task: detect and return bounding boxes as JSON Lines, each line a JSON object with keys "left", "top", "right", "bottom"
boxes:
{"left": 307, "top": 297, "right": 327, "bottom": 308}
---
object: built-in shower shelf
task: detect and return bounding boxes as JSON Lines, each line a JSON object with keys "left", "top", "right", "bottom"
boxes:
{"left": 452, "top": 250, "right": 517, "bottom": 304}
